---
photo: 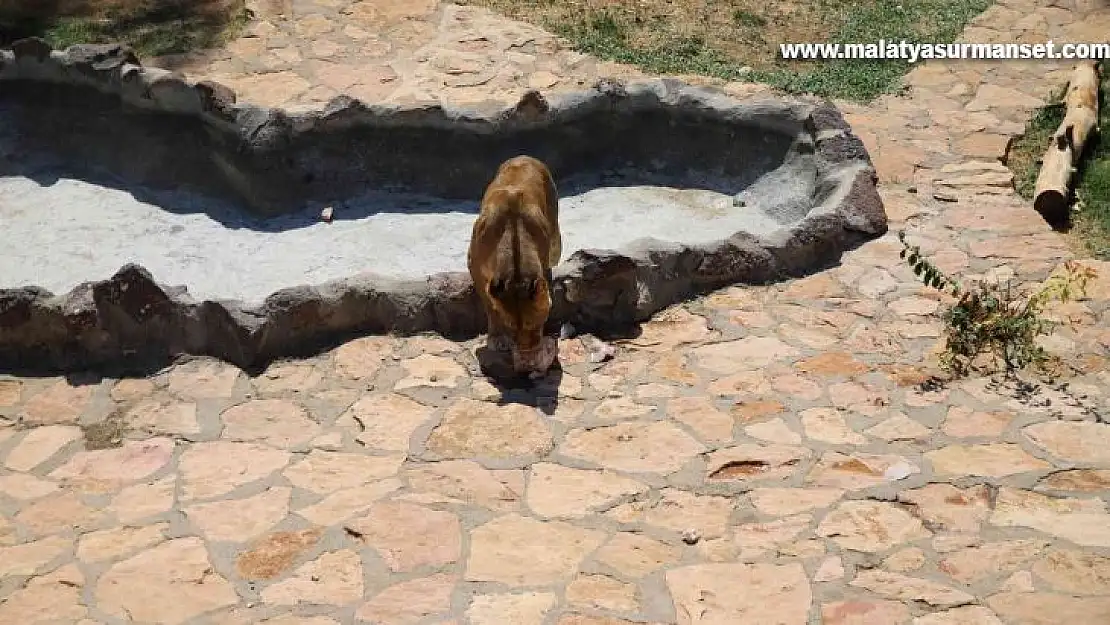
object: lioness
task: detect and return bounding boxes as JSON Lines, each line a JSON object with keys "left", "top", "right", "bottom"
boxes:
{"left": 468, "top": 155, "right": 562, "bottom": 374}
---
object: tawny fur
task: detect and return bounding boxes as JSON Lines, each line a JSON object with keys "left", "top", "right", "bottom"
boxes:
{"left": 467, "top": 156, "right": 562, "bottom": 373}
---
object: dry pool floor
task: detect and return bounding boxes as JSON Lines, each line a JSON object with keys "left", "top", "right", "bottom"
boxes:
{"left": 0, "top": 168, "right": 807, "bottom": 303}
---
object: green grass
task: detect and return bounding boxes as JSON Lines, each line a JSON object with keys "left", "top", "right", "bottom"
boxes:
{"left": 757, "top": 1, "right": 992, "bottom": 101}
{"left": 43, "top": 12, "right": 250, "bottom": 58}
{"left": 732, "top": 9, "right": 767, "bottom": 29}
{"left": 1, "top": 1, "right": 250, "bottom": 58}
{"left": 1010, "top": 71, "right": 1110, "bottom": 259}
{"left": 462, "top": 0, "right": 993, "bottom": 102}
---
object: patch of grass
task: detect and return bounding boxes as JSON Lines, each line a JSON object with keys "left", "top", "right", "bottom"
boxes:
{"left": 82, "top": 411, "right": 126, "bottom": 450}
{"left": 761, "top": 0, "right": 992, "bottom": 101}
{"left": 899, "top": 231, "right": 1097, "bottom": 378}
{"left": 1009, "top": 70, "right": 1110, "bottom": 259}
{"left": 732, "top": 9, "right": 767, "bottom": 29}
{"left": 459, "top": 0, "right": 992, "bottom": 102}
{"left": 0, "top": 0, "right": 250, "bottom": 58}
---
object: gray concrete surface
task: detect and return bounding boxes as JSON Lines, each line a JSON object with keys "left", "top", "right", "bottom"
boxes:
{"left": 0, "top": 165, "right": 805, "bottom": 304}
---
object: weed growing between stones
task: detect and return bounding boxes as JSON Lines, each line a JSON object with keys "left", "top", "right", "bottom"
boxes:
{"left": 82, "top": 411, "right": 126, "bottom": 450}
{"left": 898, "top": 230, "right": 1097, "bottom": 377}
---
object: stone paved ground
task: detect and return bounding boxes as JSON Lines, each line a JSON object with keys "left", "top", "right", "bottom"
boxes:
{"left": 156, "top": 0, "right": 751, "bottom": 110}
{"left": 3, "top": 0, "right": 1110, "bottom": 623}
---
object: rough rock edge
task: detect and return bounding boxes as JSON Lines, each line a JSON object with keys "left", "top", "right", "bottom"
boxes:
{"left": 0, "top": 39, "right": 885, "bottom": 373}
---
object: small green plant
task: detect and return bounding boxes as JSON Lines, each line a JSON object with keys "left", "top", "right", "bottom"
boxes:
{"left": 898, "top": 231, "right": 1097, "bottom": 377}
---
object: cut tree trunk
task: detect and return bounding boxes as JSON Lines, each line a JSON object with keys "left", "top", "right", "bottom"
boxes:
{"left": 1033, "top": 60, "right": 1101, "bottom": 228}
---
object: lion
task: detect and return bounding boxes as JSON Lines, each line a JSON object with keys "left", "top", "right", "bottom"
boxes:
{"left": 467, "top": 155, "right": 562, "bottom": 375}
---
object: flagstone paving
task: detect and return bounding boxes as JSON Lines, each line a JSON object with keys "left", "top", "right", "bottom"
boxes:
{"left": 3, "top": 0, "right": 1110, "bottom": 623}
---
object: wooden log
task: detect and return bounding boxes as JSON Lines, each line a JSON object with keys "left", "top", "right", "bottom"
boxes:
{"left": 1033, "top": 60, "right": 1101, "bottom": 228}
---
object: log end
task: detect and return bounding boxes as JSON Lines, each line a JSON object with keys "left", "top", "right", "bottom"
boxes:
{"left": 1033, "top": 189, "right": 1071, "bottom": 230}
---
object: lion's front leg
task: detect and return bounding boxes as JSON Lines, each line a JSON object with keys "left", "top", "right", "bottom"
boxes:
{"left": 478, "top": 289, "right": 514, "bottom": 352}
